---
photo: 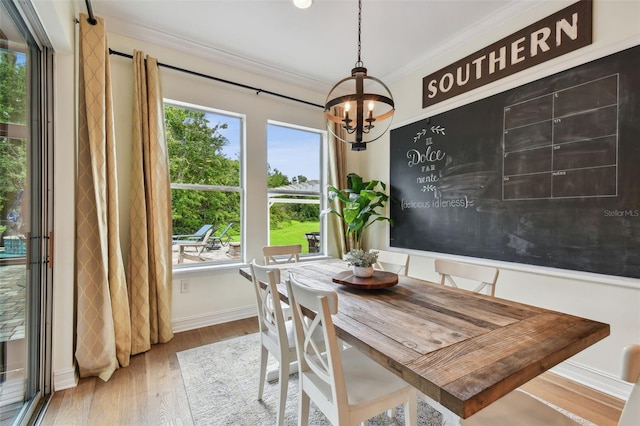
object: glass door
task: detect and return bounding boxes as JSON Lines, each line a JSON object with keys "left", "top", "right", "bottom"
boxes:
{"left": 0, "top": 1, "right": 52, "bottom": 424}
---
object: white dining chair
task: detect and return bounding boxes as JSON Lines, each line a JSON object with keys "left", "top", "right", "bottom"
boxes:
{"left": 619, "top": 344, "right": 640, "bottom": 426}
{"left": 372, "top": 249, "right": 410, "bottom": 275}
{"left": 249, "top": 260, "right": 297, "bottom": 426}
{"left": 263, "top": 244, "right": 302, "bottom": 265}
{"left": 434, "top": 258, "right": 499, "bottom": 296}
{"left": 287, "top": 273, "right": 417, "bottom": 426}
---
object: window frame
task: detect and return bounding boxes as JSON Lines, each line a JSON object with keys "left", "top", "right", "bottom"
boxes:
{"left": 266, "top": 120, "right": 327, "bottom": 257}
{"left": 164, "top": 99, "right": 245, "bottom": 271}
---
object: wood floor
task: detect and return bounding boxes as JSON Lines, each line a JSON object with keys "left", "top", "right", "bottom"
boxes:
{"left": 39, "top": 318, "right": 624, "bottom": 426}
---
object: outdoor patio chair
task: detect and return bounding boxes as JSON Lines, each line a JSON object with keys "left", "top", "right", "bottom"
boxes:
{"left": 172, "top": 224, "right": 214, "bottom": 243}
{"left": 207, "top": 222, "right": 233, "bottom": 249}
{"left": 175, "top": 228, "right": 215, "bottom": 263}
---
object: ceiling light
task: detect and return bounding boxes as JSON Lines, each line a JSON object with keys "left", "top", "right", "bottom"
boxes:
{"left": 324, "top": 0, "right": 394, "bottom": 151}
{"left": 293, "top": 0, "right": 313, "bottom": 9}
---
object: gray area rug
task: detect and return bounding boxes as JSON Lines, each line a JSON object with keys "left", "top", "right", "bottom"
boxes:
{"left": 177, "top": 333, "right": 441, "bottom": 425}
{"left": 177, "top": 333, "right": 595, "bottom": 426}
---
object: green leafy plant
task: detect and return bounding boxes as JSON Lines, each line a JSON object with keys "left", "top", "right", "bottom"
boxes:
{"left": 345, "top": 249, "right": 378, "bottom": 267}
{"left": 322, "top": 173, "right": 392, "bottom": 251}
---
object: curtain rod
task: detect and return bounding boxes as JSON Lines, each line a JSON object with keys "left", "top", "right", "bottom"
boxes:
{"left": 84, "top": 0, "right": 97, "bottom": 25}
{"left": 108, "top": 49, "right": 324, "bottom": 109}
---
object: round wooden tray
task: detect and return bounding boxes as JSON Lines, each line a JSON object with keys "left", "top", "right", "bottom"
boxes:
{"left": 332, "top": 270, "right": 398, "bottom": 289}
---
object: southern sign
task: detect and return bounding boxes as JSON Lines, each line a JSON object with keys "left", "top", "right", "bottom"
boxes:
{"left": 422, "top": 0, "right": 592, "bottom": 109}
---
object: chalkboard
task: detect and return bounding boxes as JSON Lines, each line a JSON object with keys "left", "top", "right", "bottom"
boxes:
{"left": 390, "top": 45, "right": 640, "bottom": 279}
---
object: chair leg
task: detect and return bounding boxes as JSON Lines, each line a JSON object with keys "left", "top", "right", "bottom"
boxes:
{"left": 405, "top": 390, "right": 418, "bottom": 426}
{"left": 276, "top": 360, "right": 290, "bottom": 426}
{"left": 258, "top": 345, "right": 268, "bottom": 400}
{"left": 299, "top": 389, "right": 310, "bottom": 426}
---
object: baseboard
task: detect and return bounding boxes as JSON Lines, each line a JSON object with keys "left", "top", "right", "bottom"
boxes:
{"left": 51, "top": 308, "right": 255, "bottom": 391}
{"left": 171, "top": 305, "right": 256, "bottom": 333}
{"left": 53, "top": 366, "right": 78, "bottom": 392}
{"left": 551, "top": 359, "right": 632, "bottom": 401}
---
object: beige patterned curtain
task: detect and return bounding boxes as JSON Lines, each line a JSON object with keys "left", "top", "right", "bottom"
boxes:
{"left": 327, "top": 109, "right": 348, "bottom": 257}
{"left": 127, "top": 50, "right": 174, "bottom": 354}
{"left": 76, "top": 14, "right": 131, "bottom": 380}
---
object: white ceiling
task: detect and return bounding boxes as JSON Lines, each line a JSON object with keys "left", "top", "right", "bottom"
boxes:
{"left": 83, "top": 0, "right": 541, "bottom": 93}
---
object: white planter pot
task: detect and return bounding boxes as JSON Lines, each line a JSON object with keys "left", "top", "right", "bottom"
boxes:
{"left": 353, "top": 266, "right": 374, "bottom": 278}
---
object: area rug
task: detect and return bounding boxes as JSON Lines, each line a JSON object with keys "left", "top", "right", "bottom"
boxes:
{"left": 176, "top": 334, "right": 594, "bottom": 426}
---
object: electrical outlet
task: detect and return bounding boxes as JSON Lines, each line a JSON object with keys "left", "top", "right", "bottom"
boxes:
{"left": 180, "top": 279, "right": 190, "bottom": 293}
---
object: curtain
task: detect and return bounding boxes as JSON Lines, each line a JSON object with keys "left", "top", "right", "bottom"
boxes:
{"left": 76, "top": 14, "right": 131, "bottom": 380}
{"left": 127, "top": 50, "right": 174, "bottom": 354}
{"left": 327, "top": 108, "right": 348, "bottom": 257}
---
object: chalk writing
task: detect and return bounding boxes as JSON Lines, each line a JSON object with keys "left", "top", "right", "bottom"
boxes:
{"left": 400, "top": 196, "right": 474, "bottom": 211}
{"left": 431, "top": 125, "right": 446, "bottom": 135}
{"left": 417, "top": 174, "right": 439, "bottom": 184}
{"left": 407, "top": 146, "right": 446, "bottom": 167}
{"left": 502, "top": 74, "right": 619, "bottom": 200}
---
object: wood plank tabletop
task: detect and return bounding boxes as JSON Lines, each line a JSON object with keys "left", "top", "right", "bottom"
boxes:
{"left": 239, "top": 259, "right": 610, "bottom": 419}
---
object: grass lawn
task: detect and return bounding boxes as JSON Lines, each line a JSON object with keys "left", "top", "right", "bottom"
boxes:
{"left": 270, "top": 221, "right": 320, "bottom": 254}
{"left": 226, "top": 220, "right": 320, "bottom": 254}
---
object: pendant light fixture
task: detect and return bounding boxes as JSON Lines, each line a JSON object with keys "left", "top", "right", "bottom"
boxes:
{"left": 324, "top": 0, "right": 394, "bottom": 151}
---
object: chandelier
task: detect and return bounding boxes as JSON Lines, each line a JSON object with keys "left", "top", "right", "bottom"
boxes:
{"left": 324, "top": 0, "right": 394, "bottom": 151}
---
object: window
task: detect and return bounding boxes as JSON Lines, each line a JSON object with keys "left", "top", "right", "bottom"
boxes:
{"left": 267, "top": 122, "right": 324, "bottom": 256}
{"left": 0, "top": 0, "right": 53, "bottom": 423}
{"left": 165, "top": 100, "right": 243, "bottom": 266}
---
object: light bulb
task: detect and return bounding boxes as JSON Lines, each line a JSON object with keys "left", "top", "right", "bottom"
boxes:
{"left": 293, "top": 0, "right": 313, "bottom": 9}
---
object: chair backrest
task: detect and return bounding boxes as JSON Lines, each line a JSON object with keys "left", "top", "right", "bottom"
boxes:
{"left": 194, "top": 224, "right": 213, "bottom": 238}
{"left": 434, "top": 258, "right": 499, "bottom": 296}
{"left": 286, "top": 273, "right": 347, "bottom": 416}
{"left": 263, "top": 244, "right": 302, "bottom": 265}
{"left": 250, "top": 260, "right": 288, "bottom": 344}
{"left": 172, "top": 224, "right": 213, "bottom": 241}
{"left": 216, "top": 222, "right": 233, "bottom": 237}
{"left": 372, "top": 249, "right": 410, "bottom": 276}
{"left": 619, "top": 344, "right": 640, "bottom": 426}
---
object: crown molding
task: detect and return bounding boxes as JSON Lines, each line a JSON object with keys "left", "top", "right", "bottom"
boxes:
{"left": 102, "top": 1, "right": 546, "bottom": 94}
{"left": 104, "top": 15, "right": 332, "bottom": 95}
{"left": 383, "top": 0, "right": 546, "bottom": 84}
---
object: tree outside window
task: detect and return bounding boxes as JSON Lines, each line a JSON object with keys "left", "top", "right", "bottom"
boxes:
{"left": 165, "top": 101, "right": 242, "bottom": 265}
{"left": 0, "top": 48, "right": 27, "bottom": 242}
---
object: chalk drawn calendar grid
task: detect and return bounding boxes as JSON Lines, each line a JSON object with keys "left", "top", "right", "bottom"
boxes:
{"left": 502, "top": 74, "right": 619, "bottom": 200}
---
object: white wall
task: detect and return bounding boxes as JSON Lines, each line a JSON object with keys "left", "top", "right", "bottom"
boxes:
{"left": 363, "top": 0, "right": 640, "bottom": 400}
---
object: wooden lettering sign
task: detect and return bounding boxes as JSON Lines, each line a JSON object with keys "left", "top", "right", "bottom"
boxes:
{"left": 422, "top": 0, "right": 592, "bottom": 109}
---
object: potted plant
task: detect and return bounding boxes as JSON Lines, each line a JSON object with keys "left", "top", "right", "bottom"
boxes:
{"left": 345, "top": 249, "right": 378, "bottom": 277}
{"left": 322, "top": 172, "right": 393, "bottom": 251}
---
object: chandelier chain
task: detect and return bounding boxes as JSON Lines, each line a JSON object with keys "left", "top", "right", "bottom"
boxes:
{"left": 356, "top": 0, "right": 363, "bottom": 67}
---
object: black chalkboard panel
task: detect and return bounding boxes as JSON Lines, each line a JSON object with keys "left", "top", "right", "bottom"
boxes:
{"left": 390, "top": 45, "right": 640, "bottom": 279}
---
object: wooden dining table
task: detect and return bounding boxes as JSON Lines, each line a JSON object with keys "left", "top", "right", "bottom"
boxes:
{"left": 239, "top": 258, "right": 610, "bottom": 422}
